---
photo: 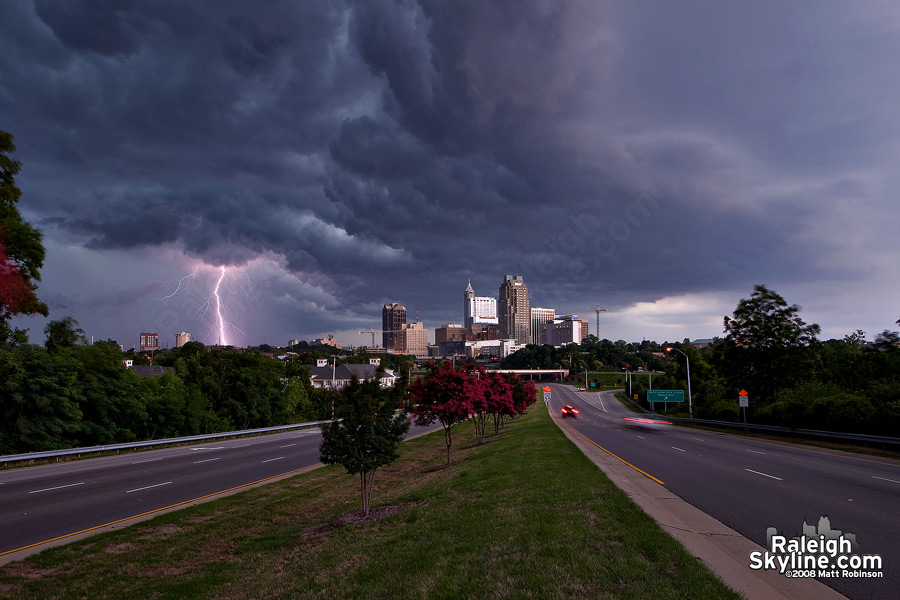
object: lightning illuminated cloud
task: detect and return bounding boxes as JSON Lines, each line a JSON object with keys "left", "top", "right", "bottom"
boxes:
{"left": 157, "top": 263, "right": 249, "bottom": 346}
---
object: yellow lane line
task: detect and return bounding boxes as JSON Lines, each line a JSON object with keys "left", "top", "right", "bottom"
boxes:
{"left": 0, "top": 463, "right": 323, "bottom": 558}
{"left": 559, "top": 418, "right": 665, "bottom": 485}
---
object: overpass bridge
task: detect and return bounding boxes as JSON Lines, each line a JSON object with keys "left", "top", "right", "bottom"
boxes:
{"left": 489, "top": 369, "right": 567, "bottom": 381}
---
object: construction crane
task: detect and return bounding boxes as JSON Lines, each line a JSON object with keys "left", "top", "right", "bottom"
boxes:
{"left": 357, "top": 328, "right": 403, "bottom": 348}
{"left": 594, "top": 306, "right": 607, "bottom": 339}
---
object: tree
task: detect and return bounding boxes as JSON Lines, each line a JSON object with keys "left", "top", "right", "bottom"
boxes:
{"left": 719, "top": 285, "right": 821, "bottom": 406}
{"left": 319, "top": 379, "right": 409, "bottom": 517}
{"left": 409, "top": 363, "right": 477, "bottom": 466}
{"left": 44, "top": 317, "right": 85, "bottom": 354}
{"left": 0, "top": 130, "right": 47, "bottom": 321}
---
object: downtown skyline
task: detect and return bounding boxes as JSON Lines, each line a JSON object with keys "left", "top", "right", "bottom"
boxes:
{"left": 2, "top": 1, "right": 898, "bottom": 349}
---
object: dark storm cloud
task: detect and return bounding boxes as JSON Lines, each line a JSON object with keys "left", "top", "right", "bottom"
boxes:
{"left": 2, "top": 0, "right": 898, "bottom": 343}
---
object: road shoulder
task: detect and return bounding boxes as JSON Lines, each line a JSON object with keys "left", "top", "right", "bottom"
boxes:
{"left": 551, "top": 406, "right": 848, "bottom": 600}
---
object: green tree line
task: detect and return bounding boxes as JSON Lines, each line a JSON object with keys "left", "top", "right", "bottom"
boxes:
{"left": 502, "top": 285, "right": 900, "bottom": 435}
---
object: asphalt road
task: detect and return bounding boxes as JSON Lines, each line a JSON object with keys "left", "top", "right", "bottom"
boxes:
{"left": 0, "top": 421, "right": 438, "bottom": 560}
{"left": 549, "top": 384, "right": 899, "bottom": 600}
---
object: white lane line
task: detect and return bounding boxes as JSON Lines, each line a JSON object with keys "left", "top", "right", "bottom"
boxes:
{"left": 191, "top": 447, "right": 224, "bottom": 451}
{"left": 126, "top": 481, "right": 173, "bottom": 494}
{"left": 193, "top": 458, "right": 220, "bottom": 464}
{"left": 745, "top": 469, "right": 783, "bottom": 481}
{"left": 280, "top": 443, "right": 296, "bottom": 448}
{"left": 29, "top": 482, "right": 84, "bottom": 494}
{"left": 132, "top": 457, "right": 165, "bottom": 464}
{"left": 745, "top": 449, "right": 767, "bottom": 455}
{"left": 636, "top": 435, "right": 646, "bottom": 439}
{"left": 692, "top": 437, "right": 703, "bottom": 442}
{"left": 872, "top": 476, "right": 900, "bottom": 485}
{"left": 671, "top": 446, "right": 686, "bottom": 452}
{"left": 262, "top": 456, "right": 285, "bottom": 463}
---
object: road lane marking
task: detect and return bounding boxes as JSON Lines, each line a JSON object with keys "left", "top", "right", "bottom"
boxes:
{"left": 190, "top": 447, "right": 224, "bottom": 451}
{"left": 29, "top": 482, "right": 84, "bottom": 494}
{"left": 557, "top": 419, "right": 664, "bottom": 485}
{"left": 193, "top": 458, "right": 220, "bottom": 464}
{"left": 745, "top": 469, "right": 782, "bottom": 481}
{"left": 691, "top": 437, "right": 703, "bottom": 442}
{"left": 744, "top": 449, "right": 767, "bottom": 455}
{"left": 872, "top": 476, "right": 900, "bottom": 485}
{"left": 671, "top": 446, "right": 686, "bottom": 452}
{"left": 132, "top": 457, "right": 165, "bottom": 464}
{"left": 262, "top": 457, "right": 285, "bottom": 463}
{"left": 636, "top": 435, "right": 645, "bottom": 439}
{"left": 280, "top": 444, "right": 296, "bottom": 448}
{"left": 1, "top": 463, "right": 325, "bottom": 559}
{"left": 126, "top": 482, "right": 172, "bottom": 494}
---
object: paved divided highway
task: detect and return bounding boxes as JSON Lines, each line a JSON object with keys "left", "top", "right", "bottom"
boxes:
{"left": 548, "top": 384, "right": 899, "bottom": 600}
{"left": 0, "top": 421, "right": 438, "bottom": 560}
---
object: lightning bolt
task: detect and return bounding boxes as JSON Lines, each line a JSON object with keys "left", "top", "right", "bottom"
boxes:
{"left": 157, "top": 263, "right": 248, "bottom": 346}
{"left": 214, "top": 266, "right": 226, "bottom": 345}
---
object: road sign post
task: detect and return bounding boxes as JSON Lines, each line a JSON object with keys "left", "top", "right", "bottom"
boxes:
{"left": 543, "top": 386, "right": 552, "bottom": 424}
{"left": 739, "top": 389, "right": 749, "bottom": 430}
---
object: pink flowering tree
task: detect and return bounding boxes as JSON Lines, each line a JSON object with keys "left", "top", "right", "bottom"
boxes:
{"left": 409, "top": 362, "right": 478, "bottom": 465}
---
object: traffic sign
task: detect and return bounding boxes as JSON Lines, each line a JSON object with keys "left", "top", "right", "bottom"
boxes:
{"left": 739, "top": 389, "right": 749, "bottom": 407}
{"left": 647, "top": 389, "right": 684, "bottom": 403}
{"left": 543, "top": 386, "right": 551, "bottom": 404}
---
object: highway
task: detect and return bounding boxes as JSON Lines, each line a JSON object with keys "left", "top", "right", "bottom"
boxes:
{"left": 548, "top": 384, "right": 899, "bottom": 600}
{"left": 0, "top": 421, "right": 438, "bottom": 561}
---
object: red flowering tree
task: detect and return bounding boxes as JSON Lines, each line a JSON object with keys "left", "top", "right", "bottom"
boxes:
{"left": 505, "top": 374, "right": 538, "bottom": 416}
{"left": 483, "top": 372, "right": 514, "bottom": 437}
{"left": 1, "top": 130, "right": 47, "bottom": 322}
{"left": 409, "top": 362, "right": 478, "bottom": 465}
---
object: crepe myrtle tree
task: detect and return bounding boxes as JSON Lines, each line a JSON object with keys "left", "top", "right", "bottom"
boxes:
{"left": 409, "top": 362, "right": 479, "bottom": 466}
{"left": 319, "top": 378, "right": 410, "bottom": 517}
{"left": 0, "top": 129, "right": 48, "bottom": 322}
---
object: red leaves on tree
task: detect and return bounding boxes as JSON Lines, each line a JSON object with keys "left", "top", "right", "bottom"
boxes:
{"left": 0, "top": 239, "right": 36, "bottom": 317}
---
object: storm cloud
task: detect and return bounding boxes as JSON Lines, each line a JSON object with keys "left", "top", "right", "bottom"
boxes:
{"left": 2, "top": 0, "right": 897, "bottom": 346}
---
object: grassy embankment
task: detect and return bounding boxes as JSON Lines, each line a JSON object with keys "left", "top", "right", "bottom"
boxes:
{"left": 0, "top": 405, "right": 742, "bottom": 600}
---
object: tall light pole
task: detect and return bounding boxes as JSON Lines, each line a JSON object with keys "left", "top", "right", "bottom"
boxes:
{"left": 666, "top": 347, "right": 692, "bottom": 418}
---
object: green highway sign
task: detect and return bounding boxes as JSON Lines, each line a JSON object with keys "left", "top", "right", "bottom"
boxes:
{"left": 647, "top": 389, "right": 684, "bottom": 403}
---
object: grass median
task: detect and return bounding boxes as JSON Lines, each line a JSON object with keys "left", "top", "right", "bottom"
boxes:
{"left": 0, "top": 406, "right": 742, "bottom": 600}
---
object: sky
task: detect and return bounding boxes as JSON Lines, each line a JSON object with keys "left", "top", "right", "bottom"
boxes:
{"left": 2, "top": 0, "right": 898, "bottom": 349}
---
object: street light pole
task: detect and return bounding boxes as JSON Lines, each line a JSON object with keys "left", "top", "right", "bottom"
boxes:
{"left": 666, "top": 347, "right": 692, "bottom": 418}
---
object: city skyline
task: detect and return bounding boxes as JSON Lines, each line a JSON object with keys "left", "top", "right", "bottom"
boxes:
{"left": 2, "top": 2, "right": 898, "bottom": 349}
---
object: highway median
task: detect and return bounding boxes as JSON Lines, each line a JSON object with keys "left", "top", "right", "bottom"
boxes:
{"left": 0, "top": 405, "right": 742, "bottom": 600}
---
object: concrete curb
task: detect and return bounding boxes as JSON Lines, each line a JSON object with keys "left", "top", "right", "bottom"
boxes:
{"left": 551, "top": 408, "right": 848, "bottom": 600}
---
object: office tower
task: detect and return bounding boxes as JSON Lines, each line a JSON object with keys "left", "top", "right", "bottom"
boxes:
{"left": 498, "top": 275, "right": 530, "bottom": 344}
{"left": 382, "top": 302, "right": 407, "bottom": 350}
{"left": 140, "top": 332, "right": 160, "bottom": 352}
{"left": 464, "top": 280, "right": 498, "bottom": 327}
{"left": 531, "top": 307, "right": 556, "bottom": 345}
{"left": 397, "top": 322, "right": 429, "bottom": 356}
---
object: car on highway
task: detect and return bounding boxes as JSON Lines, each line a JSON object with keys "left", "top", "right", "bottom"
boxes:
{"left": 561, "top": 404, "right": 579, "bottom": 418}
{"left": 623, "top": 417, "right": 672, "bottom": 430}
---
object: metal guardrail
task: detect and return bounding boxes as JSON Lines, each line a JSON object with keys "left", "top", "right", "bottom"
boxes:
{"left": 0, "top": 420, "right": 332, "bottom": 465}
{"left": 614, "top": 392, "right": 900, "bottom": 448}
{"left": 666, "top": 417, "right": 900, "bottom": 447}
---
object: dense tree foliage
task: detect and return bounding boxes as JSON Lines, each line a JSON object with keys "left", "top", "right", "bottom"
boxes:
{"left": 319, "top": 379, "right": 409, "bottom": 516}
{"left": 0, "top": 335, "right": 328, "bottom": 454}
{"left": 0, "top": 130, "right": 47, "bottom": 321}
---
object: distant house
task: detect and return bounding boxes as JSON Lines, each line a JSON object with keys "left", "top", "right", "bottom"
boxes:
{"left": 132, "top": 365, "right": 174, "bottom": 378}
{"left": 691, "top": 338, "right": 716, "bottom": 349}
{"left": 307, "top": 358, "right": 398, "bottom": 389}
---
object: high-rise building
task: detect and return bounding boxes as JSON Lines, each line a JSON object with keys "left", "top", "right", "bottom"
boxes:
{"left": 382, "top": 302, "right": 407, "bottom": 350}
{"left": 140, "top": 332, "right": 159, "bottom": 352}
{"left": 175, "top": 332, "right": 191, "bottom": 348}
{"left": 397, "top": 322, "right": 429, "bottom": 356}
{"left": 530, "top": 307, "right": 556, "bottom": 345}
{"left": 539, "top": 316, "right": 582, "bottom": 347}
{"left": 498, "top": 275, "right": 530, "bottom": 344}
{"left": 435, "top": 324, "right": 466, "bottom": 345}
{"left": 463, "top": 280, "right": 498, "bottom": 327}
